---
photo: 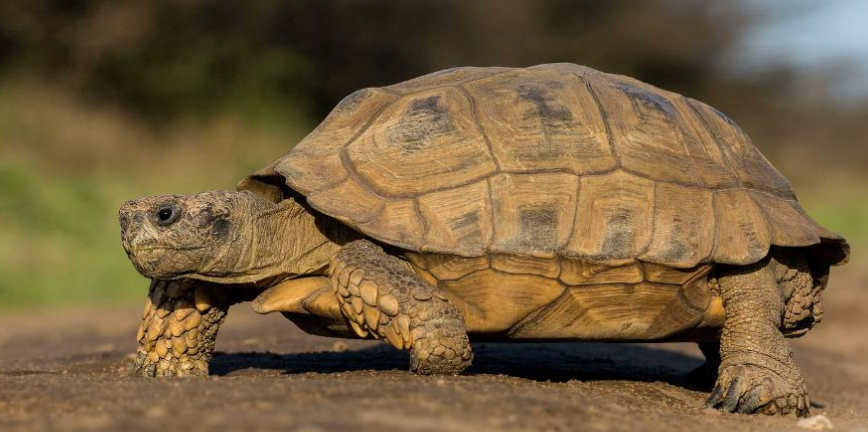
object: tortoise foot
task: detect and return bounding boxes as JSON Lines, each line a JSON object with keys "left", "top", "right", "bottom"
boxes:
{"left": 705, "top": 364, "right": 809, "bottom": 417}
{"left": 133, "top": 349, "right": 209, "bottom": 377}
{"left": 132, "top": 280, "right": 229, "bottom": 377}
{"left": 409, "top": 323, "right": 473, "bottom": 375}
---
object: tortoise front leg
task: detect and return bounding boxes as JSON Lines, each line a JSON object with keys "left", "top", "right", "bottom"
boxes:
{"left": 133, "top": 280, "right": 232, "bottom": 377}
{"left": 705, "top": 259, "right": 809, "bottom": 416}
{"left": 331, "top": 240, "right": 473, "bottom": 375}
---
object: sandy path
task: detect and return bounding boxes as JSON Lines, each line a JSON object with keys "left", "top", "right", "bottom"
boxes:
{"left": 1, "top": 266, "right": 866, "bottom": 432}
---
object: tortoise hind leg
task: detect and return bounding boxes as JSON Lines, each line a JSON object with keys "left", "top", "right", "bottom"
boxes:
{"left": 705, "top": 258, "right": 809, "bottom": 416}
{"left": 133, "top": 280, "right": 233, "bottom": 377}
{"left": 332, "top": 240, "right": 473, "bottom": 375}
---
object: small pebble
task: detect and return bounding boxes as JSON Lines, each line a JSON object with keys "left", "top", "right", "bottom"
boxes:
{"left": 293, "top": 426, "right": 327, "bottom": 432}
{"left": 241, "top": 338, "right": 261, "bottom": 346}
{"left": 94, "top": 343, "right": 115, "bottom": 352}
{"left": 797, "top": 414, "right": 833, "bottom": 430}
{"left": 700, "top": 407, "right": 722, "bottom": 416}
{"left": 331, "top": 341, "right": 348, "bottom": 352}
{"left": 144, "top": 406, "right": 166, "bottom": 418}
{"left": 254, "top": 400, "right": 275, "bottom": 410}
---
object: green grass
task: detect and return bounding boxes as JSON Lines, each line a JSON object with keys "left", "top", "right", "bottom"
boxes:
{"left": 0, "top": 161, "right": 138, "bottom": 308}
{"left": 0, "top": 81, "right": 308, "bottom": 310}
{"left": 799, "top": 191, "right": 868, "bottom": 255}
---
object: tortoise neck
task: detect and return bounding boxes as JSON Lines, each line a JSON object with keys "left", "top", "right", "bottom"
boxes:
{"left": 244, "top": 196, "right": 354, "bottom": 284}
{"left": 195, "top": 194, "right": 357, "bottom": 286}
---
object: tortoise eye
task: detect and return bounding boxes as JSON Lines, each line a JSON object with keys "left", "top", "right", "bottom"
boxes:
{"left": 155, "top": 204, "right": 180, "bottom": 225}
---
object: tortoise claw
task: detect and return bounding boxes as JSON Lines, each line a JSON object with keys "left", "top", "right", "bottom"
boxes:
{"left": 705, "top": 383, "right": 725, "bottom": 408}
{"left": 722, "top": 377, "right": 742, "bottom": 412}
{"left": 738, "top": 386, "right": 766, "bottom": 414}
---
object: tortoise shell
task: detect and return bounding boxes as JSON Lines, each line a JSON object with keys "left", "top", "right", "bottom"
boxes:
{"left": 264, "top": 63, "right": 846, "bottom": 269}
{"left": 238, "top": 63, "right": 848, "bottom": 341}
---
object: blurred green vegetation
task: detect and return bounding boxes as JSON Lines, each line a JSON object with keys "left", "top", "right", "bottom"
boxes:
{"left": 800, "top": 191, "right": 868, "bottom": 248}
{"left": 0, "top": 0, "right": 865, "bottom": 309}
{"left": 0, "top": 82, "right": 308, "bottom": 309}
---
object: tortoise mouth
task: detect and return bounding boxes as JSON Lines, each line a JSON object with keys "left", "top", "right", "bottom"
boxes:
{"left": 125, "top": 243, "right": 218, "bottom": 279}
{"left": 132, "top": 244, "right": 213, "bottom": 254}
{"left": 126, "top": 246, "right": 170, "bottom": 278}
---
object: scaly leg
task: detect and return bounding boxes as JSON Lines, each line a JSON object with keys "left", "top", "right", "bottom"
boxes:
{"left": 705, "top": 259, "right": 810, "bottom": 416}
{"left": 331, "top": 240, "right": 472, "bottom": 375}
{"left": 133, "top": 280, "right": 232, "bottom": 377}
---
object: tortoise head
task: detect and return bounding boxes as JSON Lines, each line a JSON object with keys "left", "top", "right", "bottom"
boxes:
{"left": 119, "top": 190, "right": 257, "bottom": 281}
{"left": 119, "top": 190, "right": 342, "bottom": 285}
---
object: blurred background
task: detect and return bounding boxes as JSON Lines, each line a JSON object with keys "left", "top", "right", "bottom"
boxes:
{"left": 0, "top": 0, "right": 865, "bottom": 310}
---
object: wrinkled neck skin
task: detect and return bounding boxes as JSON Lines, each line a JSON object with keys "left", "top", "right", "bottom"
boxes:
{"left": 191, "top": 195, "right": 354, "bottom": 286}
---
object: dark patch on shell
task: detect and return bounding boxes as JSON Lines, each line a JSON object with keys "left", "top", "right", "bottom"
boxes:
{"left": 516, "top": 83, "right": 572, "bottom": 123}
{"left": 518, "top": 208, "right": 557, "bottom": 248}
{"left": 453, "top": 211, "right": 482, "bottom": 244}
{"left": 385, "top": 95, "right": 454, "bottom": 154}
{"left": 600, "top": 210, "right": 637, "bottom": 258}
{"left": 657, "top": 216, "right": 691, "bottom": 262}
{"left": 615, "top": 82, "right": 677, "bottom": 120}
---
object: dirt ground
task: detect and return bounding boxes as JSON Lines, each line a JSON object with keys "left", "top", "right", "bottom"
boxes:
{"left": 1, "top": 266, "right": 867, "bottom": 432}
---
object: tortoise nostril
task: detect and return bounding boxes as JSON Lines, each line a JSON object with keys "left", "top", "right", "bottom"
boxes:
{"left": 119, "top": 215, "right": 131, "bottom": 233}
{"left": 119, "top": 206, "right": 133, "bottom": 233}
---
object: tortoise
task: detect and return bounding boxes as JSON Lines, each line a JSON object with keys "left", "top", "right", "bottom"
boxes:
{"left": 119, "top": 63, "right": 849, "bottom": 416}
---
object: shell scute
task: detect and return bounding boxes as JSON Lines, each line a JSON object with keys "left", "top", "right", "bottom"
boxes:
{"left": 712, "top": 189, "right": 773, "bottom": 264}
{"left": 489, "top": 172, "right": 579, "bottom": 256}
{"left": 417, "top": 181, "right": 493, "bottom": 255}
{"left": 591, "top": 76, "right": 737, "bottom": 188}
{"left": 278, "top": 88, "right": 394, "bottom": 195}
{"left": 463, "top": 68, "right": 616, "bottom": 175}
{"left": 562, "top": 171, "right": 655, "bottom": 262}
{"left": 357, "top": 199, "right": 425, "bottom": 250}
{"left": 641, "top": 183, "right": 715, "bottom": 267}
{"left": 509, "top": 282, "right": 703, "bottom": 340}
{"left": 347, "top": 87, "right": 497, "bottom": 197}
{"left": 686, "top": 98, "right": 793, "bottom": 196}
